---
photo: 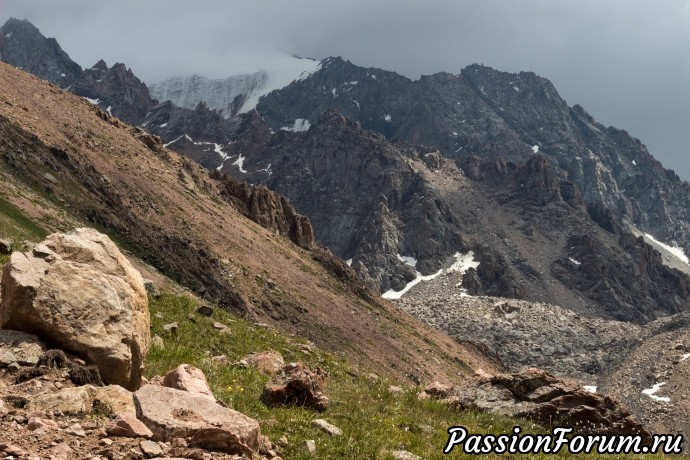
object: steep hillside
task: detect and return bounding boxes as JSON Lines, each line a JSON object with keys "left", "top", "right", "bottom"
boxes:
{"left": 0, "top": 61, "right": 496, "bottom": 383}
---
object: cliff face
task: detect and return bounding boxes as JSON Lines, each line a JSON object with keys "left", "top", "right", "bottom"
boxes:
{"left": 70, "top": 60, "right": 157, "bottom": 125}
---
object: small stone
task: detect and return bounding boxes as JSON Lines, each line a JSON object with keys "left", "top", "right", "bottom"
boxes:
{"left": 240, "top": 351, "right": 285, "bottom": 376}
{"left": 424, "top": 381, "right": 451, "bottom": 397}
{"left": 277, "top": 436, "right": 288, "bottom": 447}
{"left": 43, "top": 172, "right": 58, "bottom": 184}
{"left": 213, "top": 322, "right": 230, "bottom": 333}
{"left": 106, "top": 413, "right": 153, "bottom": 439}
{"left": 143, "top": 280, "right": 160, "bottom": 297}
{"left": 7, "top": 362, "right": 20, "bottom": 371}
{"left": 65, "top": 423, "right": 86, "bottom": 437}
{"left": 388, "top": 385, "right": 404, "bottom": 394}
{"left": 311, "top": 419, "right": 342, "bottom": 437}
{"left": 162, "top": 322, "right": 178, "bottom": 335}
{"left": 474, "top": 368, "right": 493, "bottom": 380}
{"left": 26, "top": 417, "right": 58, "bottom": 431}
{"left": 196, "top": 305, "right": 214, "bottom": 317}
{"left": 151, "top": 335, "right": 164, "bottom": 349}
{"left": 100, "top": 438, "right": 113, "bottom": 446}
{"left": 3, "top": 445, "right": 26, "bottom": 457}
{"left": 211, "top": 355, "right": 229, "bottom": 365}
{"left": 300, "top": 440, "right": 316, "bottom": 454}
{"left": 139, "top": 440, "right": 163, "bottom": 458}
{"left": 385, "top": 449, "right": 423, "bottom": 460}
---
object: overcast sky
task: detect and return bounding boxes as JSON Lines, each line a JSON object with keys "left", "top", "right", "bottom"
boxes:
{"left": 4, "top": 0, "right": 690, "bottom": 178}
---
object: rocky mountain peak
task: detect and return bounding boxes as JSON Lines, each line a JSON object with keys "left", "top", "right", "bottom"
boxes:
{"left": 0, "top": 17, "right": 82, "bottom": 87}
{"left": 71, "top": 59, "right": 156, "bottom": 125}
{"left": 91, "top": 59, "right": 108, "bottom": 71}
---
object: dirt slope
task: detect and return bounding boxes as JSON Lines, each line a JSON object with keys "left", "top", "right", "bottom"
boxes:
{"left": 0, "top": 62, "right": 499, "bottom": 383}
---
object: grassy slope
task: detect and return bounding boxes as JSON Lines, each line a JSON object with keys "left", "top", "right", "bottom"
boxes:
{"left": 147, "top": 291, "right": 664, "bottom": 460}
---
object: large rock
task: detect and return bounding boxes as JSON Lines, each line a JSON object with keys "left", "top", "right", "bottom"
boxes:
{"left": 0, "top": 228, "right": 150, "bottom": 390}
{"left": 262, "top": 362, "right": 329, "bottom": 411}
{"left": 134, "top": 384, "right": 261, "bottom": 456}
{"left": 0, "top": 330, "right": 46, "bottom": 366}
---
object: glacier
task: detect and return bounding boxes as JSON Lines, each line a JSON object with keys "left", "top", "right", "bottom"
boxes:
{"left": 148, "top": 56, "right": 320, "bottom": 118}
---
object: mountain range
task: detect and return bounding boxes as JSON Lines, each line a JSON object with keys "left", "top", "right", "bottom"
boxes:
{"left": 2, "top": 16, "right": 690, "bottom": 442}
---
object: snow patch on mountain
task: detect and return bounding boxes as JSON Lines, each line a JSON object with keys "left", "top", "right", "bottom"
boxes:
{"left": 232, "top": 153, "right": 247, "bottom": 173}
{"left": 642, "top": 232, "right": 689, "bottom": 264}
{"left": 382, "top": 251, "right": 479, "bottom": 299}
{"left": 281, "top": 119, "right": 311, "bottom": 132}
{"left": 642, "top": 382, "right": 670, "bottom": 403}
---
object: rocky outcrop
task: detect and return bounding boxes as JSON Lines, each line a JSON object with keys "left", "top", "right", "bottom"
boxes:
{"left": 215, "top": 172, "right": 316, "bottom": 250}
{"left": 0, "top": 228, "right": 150, "bottom": 390}
{"left": 422, "top": 368, "right": 649, "bottom": 438}
{"left": 263, "top": 362, "right": 329, "bottom": 411}
{"left": 216, "top": 110, "right": 469, "bottom": 292}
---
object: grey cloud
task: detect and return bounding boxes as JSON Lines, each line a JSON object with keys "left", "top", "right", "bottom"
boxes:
{"left": 4, "top": 0, "right": 689, "bottom": 178}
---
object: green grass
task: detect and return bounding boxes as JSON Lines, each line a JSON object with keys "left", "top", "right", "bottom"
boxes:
{"left": 0, "top": 195, "right": 48, "bottom": 265}
{"left": 146, "top": 292, "right": 667, "bottom": 459}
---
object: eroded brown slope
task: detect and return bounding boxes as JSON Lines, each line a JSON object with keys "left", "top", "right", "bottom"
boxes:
{"left": 0, "top": 62, "right": 496, "bottom": 382}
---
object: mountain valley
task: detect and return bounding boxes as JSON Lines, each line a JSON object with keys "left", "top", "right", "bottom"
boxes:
{"left": 1, "top": 15, "right": 690, "bottom": 455}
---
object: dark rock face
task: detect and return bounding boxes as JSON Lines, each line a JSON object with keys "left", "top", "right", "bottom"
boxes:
{"left": 0, "top": 19, "right": 155, "bottom": 126}
{"left": 142, "top": 101, "right": 240, "bottom": 171}
{"left": 219, "top": 110, "right": 470, "bottom": 293}
{"left": 70, "top": 60, "right": 157, "bottom": 125}
{"left": 257, "top": 58, "right": 690, "bottom": 260}
{"left": 0, "top": 18, "right": 82, "bottom": 88}
{"left": 214, "top": 110, "right": 690, "bottom": 322}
